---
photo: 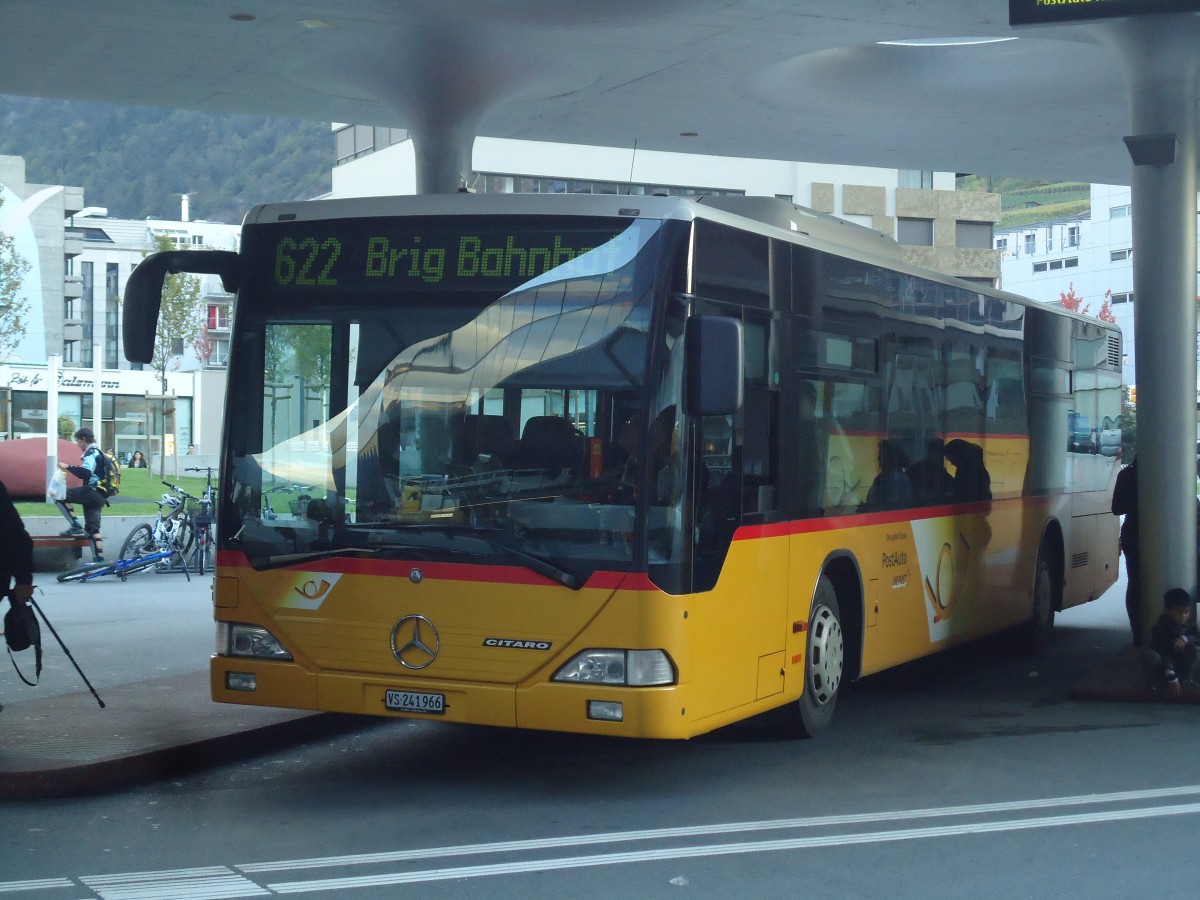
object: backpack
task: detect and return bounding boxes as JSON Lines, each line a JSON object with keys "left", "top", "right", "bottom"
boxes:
{"left": 5, "top": 601, "right": 42, "bottom": 685}
{"left": 92, "top": 448, "right": 120, "bottom": 497}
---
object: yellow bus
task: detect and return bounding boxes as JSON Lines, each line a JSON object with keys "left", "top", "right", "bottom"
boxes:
{"left": 124, "top": 193, "right": 1121, "bottom": 738}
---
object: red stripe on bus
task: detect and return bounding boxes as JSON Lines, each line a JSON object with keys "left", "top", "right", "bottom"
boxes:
{"left": 213, "top": 549, "right": 657, "bottom": 591}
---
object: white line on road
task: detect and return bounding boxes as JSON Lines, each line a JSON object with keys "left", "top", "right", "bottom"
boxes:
{"left": 265, "top": 800, "right": 1200, "bottom": 893}
{"left": 237, "top": 783, "right": 1200, "bottom": 873}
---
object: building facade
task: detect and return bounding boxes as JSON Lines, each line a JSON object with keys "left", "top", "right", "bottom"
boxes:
{"left": 0, "top": 154, "right": 236, "bottom": 455}
{"left": 995, "top": 184, "right": 1140, "bottom": 385}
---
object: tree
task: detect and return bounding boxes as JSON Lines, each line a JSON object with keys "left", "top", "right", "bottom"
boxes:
{"left": 145, "top": 232, "right": 203, "bottom": 473}
{"left": 1058, "top": 282, "right": 1090, "bottom": 316}
{"left": 0, "top": 196, "right": 32, "bottom": 361}
{"left": 148, "top": 232, "right": 204, "bottom": 388}
{"left": 1098, "top": 290, "right": 1117, "bottom": 324}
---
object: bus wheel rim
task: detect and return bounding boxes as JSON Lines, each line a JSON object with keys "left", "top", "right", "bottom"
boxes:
{"left": 808, "top": 605, "right": 844, "bottom": 705}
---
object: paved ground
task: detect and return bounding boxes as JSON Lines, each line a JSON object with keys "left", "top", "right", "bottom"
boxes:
{"left": 0, "top": 563, "right": 1192, "bottom": 801}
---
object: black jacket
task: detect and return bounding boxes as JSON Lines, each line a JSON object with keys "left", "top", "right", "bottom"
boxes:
{"left": 0, "top": 479, "right": 34, "bottom": 596}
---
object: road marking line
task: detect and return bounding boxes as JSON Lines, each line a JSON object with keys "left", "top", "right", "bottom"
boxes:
{"left": 0, "top": 878, "right": 74, "bottom": 894}
{"left": 237, "top": 783, "right": 1200, "bottom": 873}
{"left": 81, "top": 865, "right": 267, "bottom": 900}
{"left": 266, "top": 801, "right": 1200, "bottom": 893}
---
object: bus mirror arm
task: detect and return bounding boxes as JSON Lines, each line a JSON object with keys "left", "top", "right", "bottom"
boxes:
{"left": 684, "top": 315, "right": 744, "bottom": 417}
{"left": 122, "top": 249, "right": 241, "bottom": 364}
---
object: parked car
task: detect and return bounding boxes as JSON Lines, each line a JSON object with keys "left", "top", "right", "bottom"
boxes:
{"left": 1098, "top": 415, "right": 1122, "bottom": 457}
{"left": 1068, "top": 411, "right": 1097, "bottom": 454}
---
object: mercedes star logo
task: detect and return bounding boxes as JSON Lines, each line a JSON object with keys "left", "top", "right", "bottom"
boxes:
{"left": 390, "top": 615, "right": 440, "bottom": 669}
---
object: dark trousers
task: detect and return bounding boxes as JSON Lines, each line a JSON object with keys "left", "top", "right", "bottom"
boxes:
{"left": 65, "top": 485, "right": 105, "bottom": 535}
{"left": 1123, "top": 544, "right": 1141, "bottom": 645}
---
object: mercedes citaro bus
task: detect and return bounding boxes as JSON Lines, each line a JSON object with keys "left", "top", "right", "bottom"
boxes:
{"left": 123, "top": 193, "right": 1121, "bottom": 738}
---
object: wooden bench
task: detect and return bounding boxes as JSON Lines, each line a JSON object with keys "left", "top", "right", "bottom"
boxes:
{"left": 32, "top": 535, "right": 92, "bottom": 551}
{"left": 32, "top": 534, "right": 93, "bottom": 572}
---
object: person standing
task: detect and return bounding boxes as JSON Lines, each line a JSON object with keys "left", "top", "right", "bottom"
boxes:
{"left": 0, "top": 478, "right": 35, "bottom": 713}
{"left": 1111, "top": 457, "right": 1139, "bottom": 644}
{"left": 59, "top": 427, "right": 107, "bottom": 561}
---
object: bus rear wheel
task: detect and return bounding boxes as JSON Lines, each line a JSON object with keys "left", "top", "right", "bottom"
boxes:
{"left": 772, "top": 574, "right": 844, "bottom": 738}
{"left": 1016, "top": 543, "right": 1057, "bottom": 655}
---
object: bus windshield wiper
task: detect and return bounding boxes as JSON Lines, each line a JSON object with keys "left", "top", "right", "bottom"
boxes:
{"left": 387, "top": 524, "right": 582, "bottom": 590}
{"left": 479, "top": 534, "right": 583, "bottom": 591}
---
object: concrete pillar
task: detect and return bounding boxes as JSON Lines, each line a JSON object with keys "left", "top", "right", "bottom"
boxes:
{"left": 410, "top": 123, "right": 475, "bottom": 195}
{"left": 1100, "top": 17, "right": 1200, "bottom": 640}
{"left": 92, "top": 339, "right": 103, "bottom": 440}
{"left": 46, "top": 353, "right": 60, "bottom": 488}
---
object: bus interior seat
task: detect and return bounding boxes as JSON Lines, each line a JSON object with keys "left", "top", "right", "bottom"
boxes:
{"left": 519, "top": 415, "right": 582, "bottom": 472}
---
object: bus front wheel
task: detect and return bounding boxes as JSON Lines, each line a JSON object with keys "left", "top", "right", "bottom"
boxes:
{"left": 773, "top": 575, "right": 844, "bottom": 738}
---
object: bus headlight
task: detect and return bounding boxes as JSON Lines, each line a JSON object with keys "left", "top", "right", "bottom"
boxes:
{"left": 552, "top": 649, "right": 675, "bottom": 686}
{"left": 217, "top": 622, "right": 294, "bottom": 660}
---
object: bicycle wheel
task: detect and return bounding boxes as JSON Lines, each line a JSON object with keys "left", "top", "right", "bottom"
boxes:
{"left": 119, "top": 523, "right": 154, "bottom": 560}
{"left": 57, "top": 560, "right": 116, "bottom": 583}
{"left": 116, "top": 551, "right": 172, "bottom": 580}
{"left": 171, "top": 515, "right": 196, "bottom": 557}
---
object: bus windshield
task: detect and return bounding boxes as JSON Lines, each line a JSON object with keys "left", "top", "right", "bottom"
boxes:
{"left": 224, "top": 214, "right": 678, "bottom": 579}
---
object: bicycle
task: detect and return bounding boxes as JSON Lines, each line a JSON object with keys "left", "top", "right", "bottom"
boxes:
{"left": 56, "top": 542, "right": 192, "bottom": 583}
{"left": 184, "top": 466, "right": 217, "bottom": 575}
{"left": 113, "top": 482, "right": 195, "bottom": 573}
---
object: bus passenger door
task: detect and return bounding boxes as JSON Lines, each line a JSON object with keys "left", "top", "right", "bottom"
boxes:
{"left": 690, "top": 311, "right": 788, "bottom": 719}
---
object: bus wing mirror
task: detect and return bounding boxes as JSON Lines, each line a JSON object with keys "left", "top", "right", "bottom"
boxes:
{"left": 685, "top": 315, "right": 743, "bottom": 416}
{"left": 123, "top": 250, "right": 240, "bottom": 364}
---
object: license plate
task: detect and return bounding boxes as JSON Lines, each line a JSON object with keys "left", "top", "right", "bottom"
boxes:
{"left": 384, "top": 689, "right": 445, "bottom": 714}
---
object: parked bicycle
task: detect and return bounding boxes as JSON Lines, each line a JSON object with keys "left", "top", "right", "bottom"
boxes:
{"left": 111, "top": 481, "right": 195, "bottom": 575}
{"left": 56, "top": 540, "right": 192, "bottom": 583}
{"left": 185, "top": 465, "right": 217, "bottom": 575}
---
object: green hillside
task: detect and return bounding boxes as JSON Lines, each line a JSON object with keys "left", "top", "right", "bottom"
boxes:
{"left": 0, "top": 96, "right": 332, "bottom": 224}
{"left": 957, "top": 175, "right": 1091, "bottom": 229}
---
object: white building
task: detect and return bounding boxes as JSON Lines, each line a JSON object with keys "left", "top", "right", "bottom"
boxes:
{"left": 1, "top": 155, "right": 238, "bottom": 454}
{"left": 995, "top": 182, "right": 1200, "bottom": 391}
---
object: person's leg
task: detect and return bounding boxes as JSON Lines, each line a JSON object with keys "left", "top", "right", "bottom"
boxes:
{"left": 80, "top": 491, "right": 105, "bottom": 559}
{"left": 1124, "top": 548, "right": 1142, "bottom": 645}
{"left": 60, "top": 486, "right": 87, "bottom": 533}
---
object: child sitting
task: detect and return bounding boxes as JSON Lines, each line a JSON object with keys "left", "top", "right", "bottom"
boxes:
{"left": 1144, "top": 588, "right": 1200, "bottom": 695}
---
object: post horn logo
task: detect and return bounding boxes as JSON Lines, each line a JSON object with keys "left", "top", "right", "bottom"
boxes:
{"left": 390, "top": 615, "right": 440, "bottom": 669}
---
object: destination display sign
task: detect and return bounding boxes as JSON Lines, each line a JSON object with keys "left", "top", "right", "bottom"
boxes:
{"left": 1010, "top": 0, "right": 1200, "bottom": 26}
{"left": 260, "top": 217, "right": 629, "bottom": 294}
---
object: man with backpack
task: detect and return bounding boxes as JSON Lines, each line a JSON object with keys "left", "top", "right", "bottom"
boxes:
{"left": 59, "top": 427, "right": 109, "bottom": 561}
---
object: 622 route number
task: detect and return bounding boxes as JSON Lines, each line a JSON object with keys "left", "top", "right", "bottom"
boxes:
{"left": 274, "top": 237, "right": 341, "bottom": 286}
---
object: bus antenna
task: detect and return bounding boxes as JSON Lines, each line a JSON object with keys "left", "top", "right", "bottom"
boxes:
{"left": 628, "top": 139, "right": 638, "bottom": 188}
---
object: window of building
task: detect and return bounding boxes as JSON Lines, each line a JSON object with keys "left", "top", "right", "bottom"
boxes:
{"left": 1023, "top": 233, "right": 1036, "bottom": 254}
{"left": 898, "top": 217, "right": 934, "bottom": 246}
{"left": 1111, "top": 205, "right": 1131, "bottom": 218}
{"left": 1110, "top": 248, "right": 1132, "bottom": 262}
{"left": 1065, "top": 257, "right": 1078, "bottom": 268}
{"left": 1110, "top": 292, "right": 1133, "bottom": 304}
{"left": 995, "top": 237, "right": 1008, "bottom": 252}
{"left": 956, "top": 220, "right": 992, "bottom": 249}
{"left": 1066, "top": 225, "right": 1080, "bottom": 248}
{"left": 207, "top": 304, "right": 230, "bottom": 330}
{"left": 1033, "top": 262, "right": 1048, "bottom": 273}
{"left": 898, "top": 169, "right": 933, "bottom": 189}
{"left": 1049, "top": 260, "right": 1063, "bottom": 270}
{"left": 1046, "top": 230, "right": 1054, "bottom": 253}
{"left": 474, "top": 172, "right": 744, "bottom": 198}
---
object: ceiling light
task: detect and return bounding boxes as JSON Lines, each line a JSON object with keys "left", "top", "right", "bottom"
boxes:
{"left": 229, "top": 13, "right": 255, "bottom": 22}
{"left": 679, "top": 131, "right": 699, "bottom": 137}
{"left": 877, "top": 37, "right": 1017, "bottom": 47}
{"left": 298, "top": 18, "right": 331, "bottom": 28}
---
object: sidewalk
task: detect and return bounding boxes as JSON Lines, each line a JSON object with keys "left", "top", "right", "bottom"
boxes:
{"left": 0, "top": 671, "right": 360, "bottom": 800}
{"left": 0, "top": 571, "right": 366, "bottom": 800}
